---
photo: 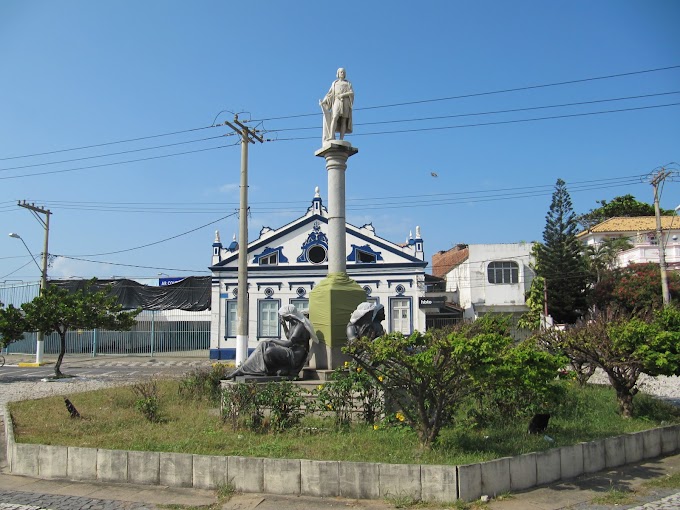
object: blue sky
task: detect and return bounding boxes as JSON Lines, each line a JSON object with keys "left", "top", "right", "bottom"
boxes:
{"left": 1, "top": 0, "right": 679, "bottom": 283}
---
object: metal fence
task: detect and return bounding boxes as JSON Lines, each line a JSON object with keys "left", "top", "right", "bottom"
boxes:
{"left": 3, "top": 302, "right": 210, "bottom": 358}
{"left": 0, "top": 281, "right": 40, "bottom": 307}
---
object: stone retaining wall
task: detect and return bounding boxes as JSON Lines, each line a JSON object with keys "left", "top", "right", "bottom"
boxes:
{"left": 4, "top": 406, "right": 680, "bottom": 502}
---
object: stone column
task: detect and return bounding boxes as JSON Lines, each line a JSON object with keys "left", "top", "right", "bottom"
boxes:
{"left": 308, "top": 141, "right": 366, "bottom": 372}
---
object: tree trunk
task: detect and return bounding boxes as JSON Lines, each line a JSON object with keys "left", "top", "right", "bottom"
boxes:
{"left": 615, "top": 387, "right": 634, "bottom": 418}
{"left": 54, "top": 331, "right": 67, "bottom": 378}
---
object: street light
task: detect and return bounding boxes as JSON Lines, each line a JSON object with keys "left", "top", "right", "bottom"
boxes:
{"left": 8, "top": 232, "right": 48, "bottom": 364}
{"left": 8, "top": 233, "right": 42, "bottom": 274}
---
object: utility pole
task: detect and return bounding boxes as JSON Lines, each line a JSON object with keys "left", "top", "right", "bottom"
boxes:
{"left": 223, "top": 115, "right": 263, "bottom": 365}
{"left": 17, "top": 200, "right": 51, "bottom": 364}
{"left": 650, "top": 169, "right": 672, "bottom": 306}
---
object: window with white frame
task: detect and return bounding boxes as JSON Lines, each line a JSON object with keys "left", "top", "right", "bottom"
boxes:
{"left": 290, "top": 298, "right": 309, "bottom": 315}
{"left": 225, "top": 300, "right": 237, "bottom": 337}
{"left": 258, "top": 299, "right": 280, "bottom": 337}
{"left": 390, "top": 298, "right": 411, "bottom": 334}
{"left": 487, "top": 261, "right": 519, "bottom": 284}
{"left": 259, "top": 252, "right": 278, "bottom": 265}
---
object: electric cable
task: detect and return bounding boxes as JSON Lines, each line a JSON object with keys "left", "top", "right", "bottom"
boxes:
{"left": 0, "top": 142, "right": 240, "bottom": 181}
{"left": 252, "top": 64, "right": 680, "bottom": 121}
{"left": 53, "top": 256, "right": 205, "bottom": 273}
{"left": 66, "top": 211, "right": 238, "bottom": 257}
{"left": 0, "top": 125, "right": 219, "bottom": 161}
{"left": 8, "top": 174, "right": 649, "bottom": 214}
{"left": 270, "top": 102, "right": 680, "bottom": 141}
{"left": 0, "top": 134, "right": 231, "bottom": 173}
{"left": 266, "top": 90, "right": 680, "bottom": 133}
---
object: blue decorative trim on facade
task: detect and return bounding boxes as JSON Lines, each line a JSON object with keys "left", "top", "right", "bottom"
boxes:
{"left": 347, "top": 244, "right": 383, "bottom": 263}
{"left": 210, "top": 213, "right": 426, "bottom": 270}
{"left": 256, "top": 282, "right": 283, "bottom": 291}
{"left": 297, "top": 221, "right": 329, "bottom": 262}
{"left": 210, "top": 348, "right": 254, "bottom": 360}
{"left": 253, "top": 246, "right": 288, "bottom": 264}
{"left": 288, "top": 281, "right": 316, "bottom": 290}
{"left": 387, "top": 279, "right": 414, "bottom": 288}
{"left": 355, "top": 280, "right": 381, "bottom": 288}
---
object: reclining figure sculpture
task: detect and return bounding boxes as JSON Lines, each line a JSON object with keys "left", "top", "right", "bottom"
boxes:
{"left": 226, "top": 304, "right": 319, "bottom": 379}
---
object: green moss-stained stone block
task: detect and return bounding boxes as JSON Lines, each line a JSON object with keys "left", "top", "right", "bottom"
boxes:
{"left": 309, "top": 272, "right": 365, "bottom": 349}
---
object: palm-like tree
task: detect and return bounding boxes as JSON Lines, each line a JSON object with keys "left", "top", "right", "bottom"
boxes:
{"left": 584, "top": 238, "right": 633, "bottom": 282}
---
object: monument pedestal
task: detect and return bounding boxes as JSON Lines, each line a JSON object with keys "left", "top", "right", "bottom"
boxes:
{"left": 308, "top": 272, "right": 365, "bottom": 370}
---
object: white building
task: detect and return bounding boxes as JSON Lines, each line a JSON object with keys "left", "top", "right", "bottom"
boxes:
{"left": 208, "top": 189, "right": 428, "bottom": 360}
{"left": 576, "top": 216, "right": 680, "bottom": 269}
{"left": 431, "top": 243, "right": 535, "bottom": 320}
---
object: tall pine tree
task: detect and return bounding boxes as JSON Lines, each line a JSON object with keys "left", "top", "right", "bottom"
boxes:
{"left": 537, "top": 179, "right": 588, "bottom": 324}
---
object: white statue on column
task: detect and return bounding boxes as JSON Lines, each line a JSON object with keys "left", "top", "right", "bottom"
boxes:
{"left": 319, "top": 67, "right": 354, "bottom": 143}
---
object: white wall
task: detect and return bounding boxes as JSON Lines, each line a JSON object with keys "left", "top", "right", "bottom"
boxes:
{"left": 445, "top": 243, "right": 533, "bottom": 319}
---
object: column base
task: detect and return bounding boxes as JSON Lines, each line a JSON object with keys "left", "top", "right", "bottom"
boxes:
{"left": 308, "top": 272, "right": 366, "bottom": 370}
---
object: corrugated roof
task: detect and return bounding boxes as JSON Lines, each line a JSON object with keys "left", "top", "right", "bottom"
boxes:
{"left": 577, "top": 216, "right": 679, "bottom": 237}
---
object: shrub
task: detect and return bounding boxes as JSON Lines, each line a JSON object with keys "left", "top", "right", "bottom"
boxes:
{"left": 255, "top": 381, "right": 306, "bottom": 432}
{"left": 314, "top": 371, "right": 356, "bottom": 429}
{"left": 221, "top": 380, "right": 305, "bottom": 432}
{"left": 131, "top": 378, "right": 162, "bottom": 423}
{"left": 221, "top": 382, "right": 261, "bottom": 431}
{"left": 179, "top": 363, "right": 232, "bottom": 404}
{"left": 345, "top": 315, "right": 565, "bottom": 447}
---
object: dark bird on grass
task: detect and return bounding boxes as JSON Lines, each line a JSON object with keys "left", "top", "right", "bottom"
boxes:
{"left": 64, "top": 397, "right": 81, "bottom": 419}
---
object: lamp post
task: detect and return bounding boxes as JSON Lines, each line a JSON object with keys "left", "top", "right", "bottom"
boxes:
{"left": 8, "top": 232, "right": 47, "bottom": 364}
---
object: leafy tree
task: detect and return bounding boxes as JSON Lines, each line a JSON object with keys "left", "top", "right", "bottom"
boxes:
{"left": 344, "top": 315, "right": 564, "bottom": 447}
{"left": 577, "top": 194, "right": 673, "bottom": 230}
{"left": 590, "top": 263, "right": 680, "bottom": 313}
{"left": 21, "top": 281, "right": 140, "bottom": 377}
{"left": 0, "top": 302, "right": 28, "bottom": 348}
{"left": 518, "top": 242, "right": 544, "bottom": 330}
{"left": 583, "top": 237, "right": 633, "bottom": 283}
{"left": 538, "top": 306, "right": 680, "bottom": 418}
{"left": 536, "top": 179, "right": 589, "bottom": 324}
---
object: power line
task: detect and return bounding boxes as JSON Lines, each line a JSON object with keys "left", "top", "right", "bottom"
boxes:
{"left": 0, "top": 134, "right": 231, "bottom": 173}
{"left": 0, "top": 125, "right": 219, "bottom": 161}
{"left": 265, "top": 90, "right": 680, "bottom": 133}
{"left": 270, "top": 102, "right": 680, "bottom": 141}
{"left": 53, "top": 256, "right": 206, "bottom": 273}
{"left": 252, "top": 64, "right": 680, "bottom": 122}
{"left": 0, "top": 142, "right": 240, "bottom": 181}
{"left": 4, "top": 174, "right": 647, "bottom": 215}
{"left": 66, "top": 211, "right": 238, "bottom": 257}
{"left": 0, "top": 260, "right": 35, "bottom": 280}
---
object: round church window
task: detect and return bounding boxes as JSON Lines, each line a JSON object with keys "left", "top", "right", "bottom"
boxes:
{"left": 308, "top": 245, "right": 327, "bottom": 264}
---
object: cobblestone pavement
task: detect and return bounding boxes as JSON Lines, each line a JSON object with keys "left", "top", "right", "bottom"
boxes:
{"left": 628, "top": 492, "right": 680, "bottom": 509}
{"left": 0, "top": 490, "right": 154, "bottom": 509}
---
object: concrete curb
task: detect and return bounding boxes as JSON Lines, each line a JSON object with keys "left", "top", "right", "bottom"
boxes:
{"left": 4, "top": 403, "right": 680, "bottom": 502}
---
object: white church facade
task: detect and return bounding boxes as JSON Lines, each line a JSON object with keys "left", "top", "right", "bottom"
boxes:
{"left": 208, "top": 188, "right": 428, "bottom": 360}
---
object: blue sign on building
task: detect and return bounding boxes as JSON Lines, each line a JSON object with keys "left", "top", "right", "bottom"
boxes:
{"left": 159, "top": 277, "right": 184, "bottom": 286}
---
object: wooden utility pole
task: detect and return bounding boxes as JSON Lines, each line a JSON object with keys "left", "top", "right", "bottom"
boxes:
{"left": 650, "top": 169, "right": 672, "bottom": 306}
{"left": 223, "top": 116, "right": 263, "bottom": 365}
{"left": 17, "top": 200, "right": 51, "bottom": 365}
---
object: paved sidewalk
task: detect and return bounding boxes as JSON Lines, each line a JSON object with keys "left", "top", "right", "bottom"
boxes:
{"left": 4, "top": 352, "right": 218, "bottom": 368}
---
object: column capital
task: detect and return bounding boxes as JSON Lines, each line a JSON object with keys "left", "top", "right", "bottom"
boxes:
{"left": 315, "top": 140, "right": 359, "bottom": 159}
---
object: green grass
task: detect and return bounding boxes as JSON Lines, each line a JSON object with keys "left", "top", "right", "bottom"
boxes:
{"left": 8, "top": 379, "right": 680, "bottom": 466}
{"left": 591, "top": 486, "right": 638, "bottom": 506}
{"left": 644, "top": 471, "right": 680, "bottom": 490}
